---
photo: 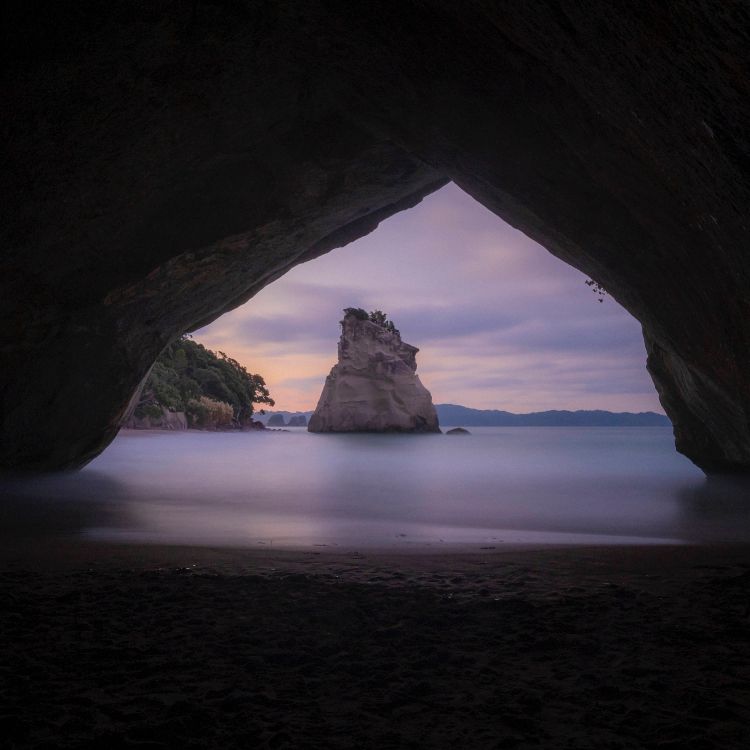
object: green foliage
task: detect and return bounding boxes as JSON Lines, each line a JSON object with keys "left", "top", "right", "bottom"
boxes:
{"left": 368, "top": 309, "right": 387, "bottom": 326}
{"left": 343, "top": 307, "right": 369, "bottom": 321}
{"left": 186, "top": 396, "right": 234, "bottom": 428}
{"left": 135, "top": 337, "right": 274, "bottom": 425}
{"left": 342, "top": 307, "right": 400, "bottom": 336}
{"left": 184, "top": 398, "right": 208, "bottom": 427}
{"left": 585, "top": 278, "right": 608, "bottom": 303}
{"left": 134, "top": 403, "right": 164, "bottom": 420}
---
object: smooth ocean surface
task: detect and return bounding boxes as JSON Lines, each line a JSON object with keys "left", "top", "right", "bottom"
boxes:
{"left": 3, "top": 427, "right": 750, "bottom": 548}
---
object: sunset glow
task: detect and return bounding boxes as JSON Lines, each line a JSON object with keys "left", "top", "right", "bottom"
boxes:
{"left": 196, "top": 184, "right": 663, "bottom": 414}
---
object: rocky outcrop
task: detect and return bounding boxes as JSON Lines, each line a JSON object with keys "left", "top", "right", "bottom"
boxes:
{"left": 124, "top": 408, "right": 187, "bottom": 432}
{"left": 243, "top": 420, "right": 266, "bottom": 431}
{"left": 267, "top": 414, "right": 286, "bottom": 427}
{"left": 309, "top": 314, "right": 439, "bottom": 433}
{"left": 287, "top": 415, "right": 307, "bottom": 427}
{"left": 3, "top": 2, "right": 750, "bottom": 472}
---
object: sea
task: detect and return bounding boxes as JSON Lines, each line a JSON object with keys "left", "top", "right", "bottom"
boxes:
{"left": 3, "top": 427, "right": 750, "bottom": 548}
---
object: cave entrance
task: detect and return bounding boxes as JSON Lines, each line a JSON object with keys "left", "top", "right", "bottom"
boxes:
{"left": 9, "top": 183, "right": 728, "bottom": 552}
{"left": 73, "top": 183, "right": 716, "bottom": 550}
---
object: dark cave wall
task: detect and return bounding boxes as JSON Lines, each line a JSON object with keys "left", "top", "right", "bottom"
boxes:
{"left": 2, "top": 0, "right": 750, "bottom": 472}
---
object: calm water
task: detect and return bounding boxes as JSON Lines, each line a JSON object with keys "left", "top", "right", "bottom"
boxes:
{"left": 3, "top": 427, "right": 750, "bottom": 548}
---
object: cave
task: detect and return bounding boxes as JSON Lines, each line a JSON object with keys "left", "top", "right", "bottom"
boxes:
{"left": 3, "top": 1, "right": 750, "bottom": 474}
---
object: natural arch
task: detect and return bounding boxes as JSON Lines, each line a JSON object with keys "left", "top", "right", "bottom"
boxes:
{"left": 2, "top": 1, "right": 750, "bottom": 473}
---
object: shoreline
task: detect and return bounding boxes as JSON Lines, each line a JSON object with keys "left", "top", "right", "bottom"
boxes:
{"left": 3, "top": 538, "right": 750, "bottom": 599}
{"left": 4, "top": 534, "right": 750, "bottom": 570}
{"left": 3, "top": 535, "right": 750, "bottom": 602}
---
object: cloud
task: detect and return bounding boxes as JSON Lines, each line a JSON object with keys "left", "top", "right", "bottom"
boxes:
{"left": 277, "top": 374, "right": 330, "bottom": 390}
{"left": 195, "top": 182, "right": 663, "bottom": 414}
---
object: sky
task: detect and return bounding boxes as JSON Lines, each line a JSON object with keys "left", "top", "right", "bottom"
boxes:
{"left": 195, "top": 183, "right": 664, "bottom": 414}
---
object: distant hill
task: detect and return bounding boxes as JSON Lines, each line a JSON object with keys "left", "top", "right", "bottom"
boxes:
{"left": 436, "top": 404, "right": 670, "bottom": 427}
{"left": 256, "top": 410, "right": 314, "bottom": 426}
{"left": 259, "top": 405, "right": 670, "bottom": 428}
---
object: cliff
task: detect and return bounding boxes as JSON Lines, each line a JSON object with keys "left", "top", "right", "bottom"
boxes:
{"left": 308, "top": 312, "right": 439, "bottom": 433}
{"left": 124, "top": 407, "right": 187, "bottom": 431}
{"left": 127, "top": 337, "right": 273, "bottom": 431}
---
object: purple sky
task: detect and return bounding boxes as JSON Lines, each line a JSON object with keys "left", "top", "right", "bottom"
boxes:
{"left": 195, "top": 183, "right": 664, "bottom": 414}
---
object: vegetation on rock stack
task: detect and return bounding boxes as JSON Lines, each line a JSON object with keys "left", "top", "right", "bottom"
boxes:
{"left": 343, "top": 308, "right": 400, "bottom": 336}
{"left": 134, "top": 337, "right": 274, "bottom": 428}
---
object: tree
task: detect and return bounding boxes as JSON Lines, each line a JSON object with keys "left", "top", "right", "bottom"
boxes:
{"left": 134, "top": 337, "right": 274, "bottom": 425}
{"left": 383, "top": 319, "right": 399, "bottom": 335}
{"left": 370, "top": 310, "right": 400, "bottom": 336}
{"left": 369, "top": 309, "right": 387, "bottom": 326}
{"left": 343, "top": 307, "right": 369, "bottom": 321}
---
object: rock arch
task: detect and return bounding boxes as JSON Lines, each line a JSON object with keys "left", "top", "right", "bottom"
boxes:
{"left": 2, "top": 1, "right": 749, "bottom": 473}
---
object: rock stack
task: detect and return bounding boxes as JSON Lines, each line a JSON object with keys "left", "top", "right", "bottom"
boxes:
{"left": 308, "top": 311, "right": 440, "bottom": 433}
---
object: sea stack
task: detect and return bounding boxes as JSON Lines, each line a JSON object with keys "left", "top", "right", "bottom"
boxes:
{"left": 308, "top": 309, "right": 440, "bottom": 433}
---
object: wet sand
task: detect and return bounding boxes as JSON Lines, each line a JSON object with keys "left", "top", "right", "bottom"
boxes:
{"left": 2, "top": 540, "right": 750, "bottom": 748}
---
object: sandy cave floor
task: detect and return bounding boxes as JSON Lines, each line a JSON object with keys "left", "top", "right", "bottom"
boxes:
{"left": 1, "top": 542, "right": 749, "bottom": 749}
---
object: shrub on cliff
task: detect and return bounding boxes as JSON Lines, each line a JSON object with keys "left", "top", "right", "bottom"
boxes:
{"left": 134, "top": 337, "right": 274, "bottom": 425}
{"left": 342, "top": 307, "right": 400, "bottom": 336}
{"left": 186, "top": 396, "right": 235, "bottom": 428}
{"left": 343, "top": 307, "right": 369, "bottom": 321}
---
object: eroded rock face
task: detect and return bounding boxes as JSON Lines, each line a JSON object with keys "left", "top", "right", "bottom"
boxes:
{"left": 309, "top": 315, "right": 439, "bottom": 434}
{"left": 3, "top": 2, "right": 750, "bottom": 472}
{"left": 124, "top": 409, "right": 187, "bottom": 432}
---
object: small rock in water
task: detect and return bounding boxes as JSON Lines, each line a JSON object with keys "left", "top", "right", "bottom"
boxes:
{"left": 446, "top": 427, "right": 471, "bottom": 435}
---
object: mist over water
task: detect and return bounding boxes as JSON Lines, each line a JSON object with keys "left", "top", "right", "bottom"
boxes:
{"left": 3, "top": 427, "right": 750, "bottom": 548}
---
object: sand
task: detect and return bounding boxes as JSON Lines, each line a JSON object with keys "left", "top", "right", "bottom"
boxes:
{"left": 1, "top": 540, "right": 749, "bottom": 749}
